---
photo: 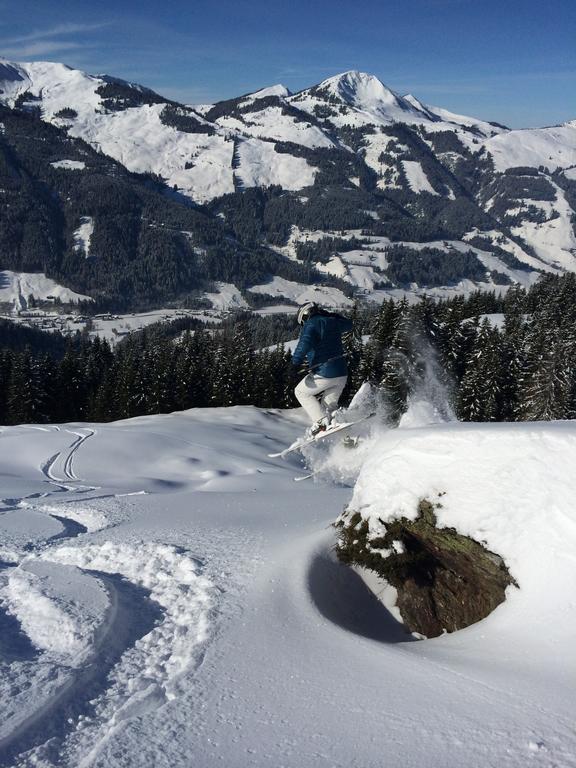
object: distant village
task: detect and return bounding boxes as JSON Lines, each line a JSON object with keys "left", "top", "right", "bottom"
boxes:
{"left": 0, "top": 301, "right": 217, "bottom": 343}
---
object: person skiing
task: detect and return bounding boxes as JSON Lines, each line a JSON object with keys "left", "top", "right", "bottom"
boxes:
{"left": 291, "top": 302, "right": 353, "bottom": 436}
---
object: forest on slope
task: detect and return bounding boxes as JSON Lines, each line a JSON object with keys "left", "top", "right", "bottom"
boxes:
{"left": 1, "top": 273, "right": 574, "bottom": 426}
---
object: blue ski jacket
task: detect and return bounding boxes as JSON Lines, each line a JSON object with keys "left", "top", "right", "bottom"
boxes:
{"left": 291, "top": 313, "right": 353, "bottom": 378}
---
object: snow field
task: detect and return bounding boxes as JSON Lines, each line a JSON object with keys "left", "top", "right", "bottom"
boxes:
{"left": 50, "top": 160, "right": 87, "bottom": 171}
{"left": 235, "top": 138, "right": 317, "bottom": 190}
{"left": 401, "top": 159, "right": 439, "bottom": 195}
{"left": 0, "top": 271, "right": 91, "bottom": 309}
{"left": 0, "top": 415, "right": 240, "bottom": 765}
{"left": 204, "top": 281, "right": 249, "bottom": 310}
{"left": 510, "top": 181, "right": 576, "bottom": 271}
{"left": 216, "top": 106, "right": 333, "bottom": 149}
{"left": 485, "top": 121, "right": 576, "bottom": 172}
{"left": 73, "top": 218, "right": 94, "bottom": 258}
{"left": 248, "top": 275, "right": 353, "bottom": 308}
{"left": 0, "top": 405, "right": 575, "bottom": 766}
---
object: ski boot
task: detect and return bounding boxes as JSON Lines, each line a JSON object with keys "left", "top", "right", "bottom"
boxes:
{"left": 306, "top": 415, "right": 331, "bottom": 439}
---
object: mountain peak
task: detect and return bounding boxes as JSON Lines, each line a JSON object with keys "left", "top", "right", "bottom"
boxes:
{"left": 320, "top": 70, "right": 395, "bottom": 101}
{"left": 312, "top": 70, "right": 427, "bottom": 122}
{"left": 248, "top": 84, "right": 291, "bottom": 100}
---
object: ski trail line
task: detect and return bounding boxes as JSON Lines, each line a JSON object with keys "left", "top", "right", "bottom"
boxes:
{"left": 40, "top": 429, "right": 95, "bottom": 484}
{"left": 0, "top": 572, "right": 163, "bottom": 768}
{"left": 63, "top": 429, "right": 95, "bottom": 481}
{"left": 41, "top": 451, "right": 64, "bottom": 484}
{"left": 6, "top": 543, "right": 215, "bottom": 768}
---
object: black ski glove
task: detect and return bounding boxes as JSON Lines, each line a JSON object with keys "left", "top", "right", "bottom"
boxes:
{"left": 289, "top": 366, "right": 302, "bottom": 387}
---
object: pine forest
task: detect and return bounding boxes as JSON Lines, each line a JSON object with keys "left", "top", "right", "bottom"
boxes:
{"left": 2, "top": 273, "right": 575, "bottom": 426}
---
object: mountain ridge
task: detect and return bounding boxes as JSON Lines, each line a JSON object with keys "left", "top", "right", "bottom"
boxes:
{"left": 0, "top": 58, "right": 575, "bottom": 312}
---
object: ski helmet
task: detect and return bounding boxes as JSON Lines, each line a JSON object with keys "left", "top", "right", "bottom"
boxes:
{"left": 297, "top": 301, "right": 318, "bottom": 326}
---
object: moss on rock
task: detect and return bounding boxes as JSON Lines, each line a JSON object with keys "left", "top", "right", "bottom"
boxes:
{"left": 335, "top": 500, "right": 517, "bottom": 638}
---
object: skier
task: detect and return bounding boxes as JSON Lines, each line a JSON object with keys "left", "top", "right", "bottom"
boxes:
{"left": 291, "top": 302, "right": 353, "bottom": 436}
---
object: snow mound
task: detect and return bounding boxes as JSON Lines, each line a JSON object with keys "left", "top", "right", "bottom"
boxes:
{"left": 1, "top": 560, "right": 109, "bottom": 665}
{"left": 44, "top": 540, "right": 213, "bottom": 691}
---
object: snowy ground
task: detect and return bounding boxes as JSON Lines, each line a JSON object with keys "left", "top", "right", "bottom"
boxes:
{"left": 0, "top": 406, "right": 575, "bottom": 767}
{"left": 0, "top": 272, "right": 91, "bottom": 312}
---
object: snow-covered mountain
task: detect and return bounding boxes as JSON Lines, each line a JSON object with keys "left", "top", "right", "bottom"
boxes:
{"left": 1, "top": 58, "right": 576, "bottom": 311}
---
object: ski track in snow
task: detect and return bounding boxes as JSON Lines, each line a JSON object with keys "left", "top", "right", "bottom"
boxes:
{"left": 0, "top": 423, "right": 215, "bottom": 767}
{"left": 40, "top": 428, "right": 95, "bottom": 484}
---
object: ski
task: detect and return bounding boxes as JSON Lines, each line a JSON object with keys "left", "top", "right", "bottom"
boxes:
{"left": 294, "top": 469, "right": 317, "bottom": 482}
{"left": 268, "top": 412, "right": 375, "bottom": 459}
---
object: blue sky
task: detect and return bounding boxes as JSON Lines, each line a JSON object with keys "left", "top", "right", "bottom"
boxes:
{"left": 1, "top": 0, "right": 574, "bottom": 128}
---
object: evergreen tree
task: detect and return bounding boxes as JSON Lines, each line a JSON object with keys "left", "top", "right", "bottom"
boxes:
{"left": 458, "top": 319, "right": 504, "bottom": 421}
{"left": 147, "top": 345, "right": 177, "bottom": 414}
{"left": 379, "top": 348, "right": 411, "bottom": 423}
{"left": 0, "top": 350, "right": 13, "bottom": 423}
{"left": 56, "top": 349, "right": 88, "bottom": 421}
{"left": 516, "top": 318, "right": 573, "bottom": 421}
{"left": 7, "top": 351, "right": 47, "bottom": 424}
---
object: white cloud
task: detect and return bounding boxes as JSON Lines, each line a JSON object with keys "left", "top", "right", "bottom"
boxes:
{"left": 2, "top": 22, "right": 109, "bottom": 45}
{"left": 0, "top": 21, "right": 109, "bottom": 60}
{"left": 1, "top": 41, "right": 86, "bottom": 58}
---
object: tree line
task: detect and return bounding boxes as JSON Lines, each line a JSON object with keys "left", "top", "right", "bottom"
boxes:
{"left": 2, "top": 273, "right": 576, "bottom": 426}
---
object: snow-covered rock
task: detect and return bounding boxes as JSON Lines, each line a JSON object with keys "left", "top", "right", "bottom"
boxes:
{"left": 339, "top": 420, "right": 576, "bottom": 646}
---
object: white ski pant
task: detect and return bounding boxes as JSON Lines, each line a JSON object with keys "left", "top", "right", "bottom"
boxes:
{"left": 294, "top": 373, "right": 348, "bottom": 423}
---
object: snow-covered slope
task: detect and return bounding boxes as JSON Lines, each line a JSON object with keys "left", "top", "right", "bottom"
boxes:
{"left": 510, "top": 179, "right": 576, "bottom": 271}
{"left": 2, "top": 59, "right": 574, "bottom": 186}
{"left": 2, "top": 58, "right": 576, "bottom": 305}
{"left": 0, "top": 405, "right": 575, "bottom": 766}
{"left": 0, "top": 270, "right": 92, "bottom": 311}
{"left": 2, "top": 59, "right": 569, "bottom": 205}
{"left": 485, "top": 120, "right": 576, "bottom": 171}
{"left": 0, "top": 60, "right": 318, "bottom": 203}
